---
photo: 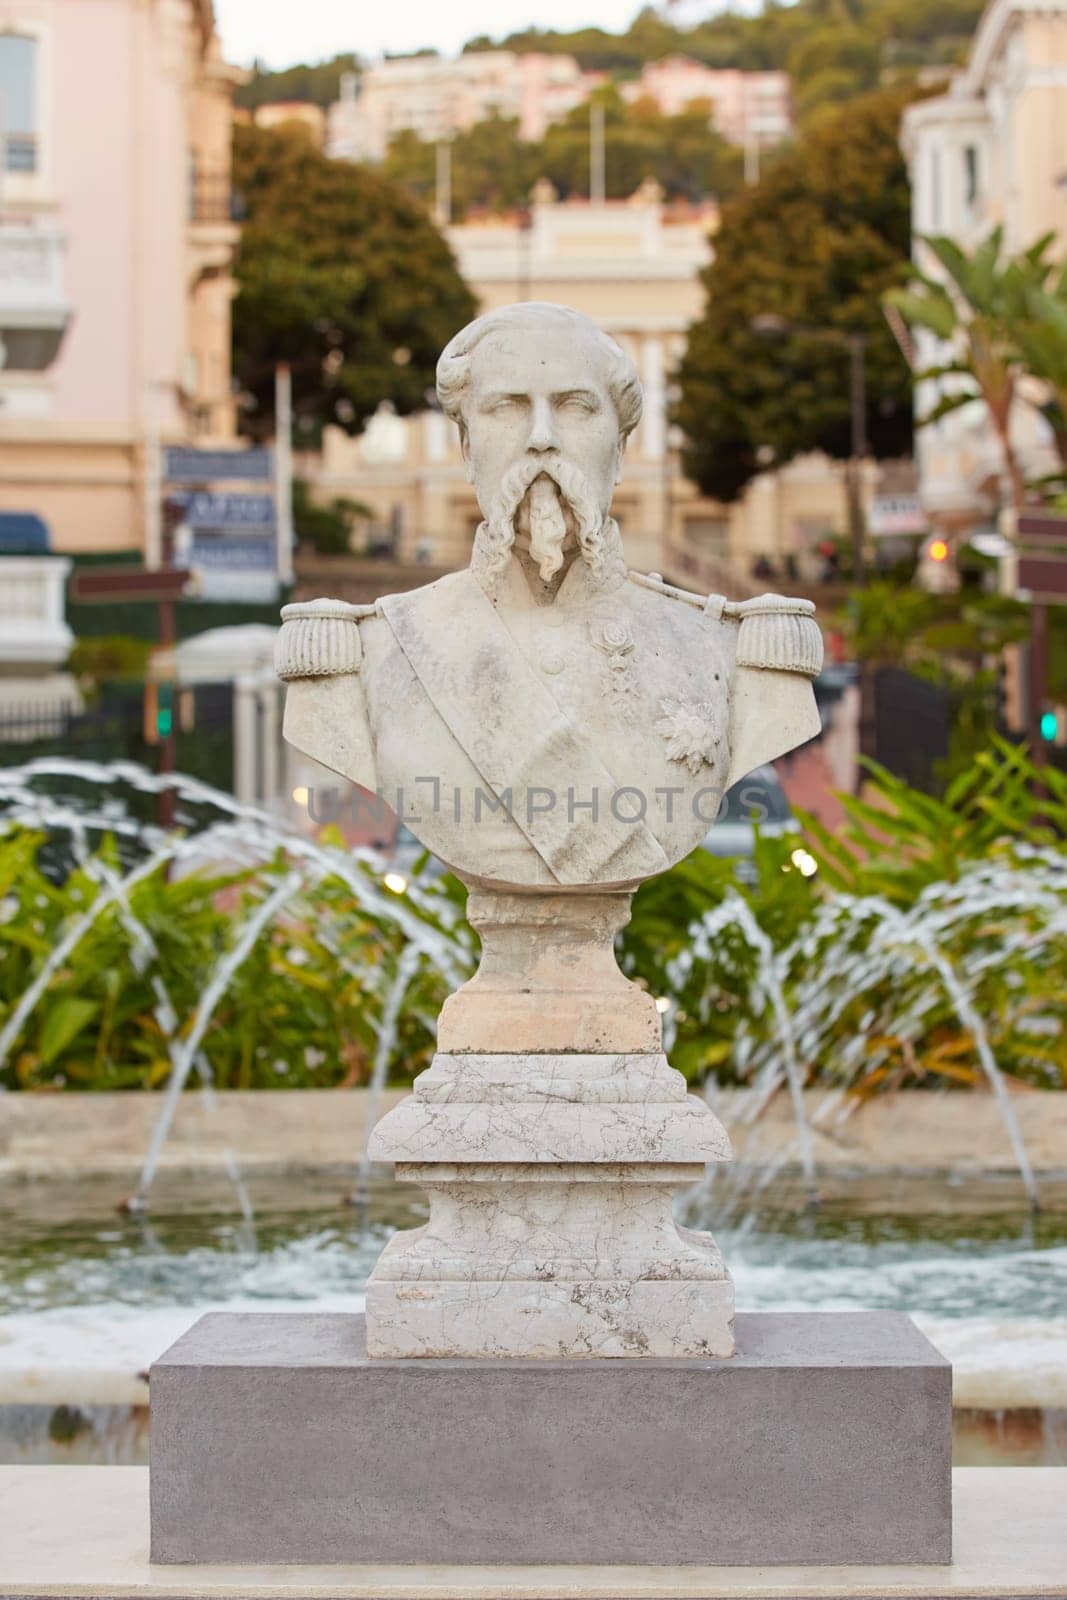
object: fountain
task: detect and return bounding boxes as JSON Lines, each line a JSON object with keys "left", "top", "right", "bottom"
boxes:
{"left": 5, "top": 308, "right": 1067, "bottom": 1586}
{"left": 139, "top": 304, "right": 955, "bottom": 1568}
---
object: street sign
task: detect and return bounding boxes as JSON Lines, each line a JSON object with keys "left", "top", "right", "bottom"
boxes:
{"left": 174, "top": 491, "right": 276, "bottom": 530}
{"left": 190, "top": 534, "right": 276, "bottom": 571}
{"left": 1018, "top": 511, "right": 1067, "bottom": 545}
{"left": 70, "top": 567, "right": 194, "bottom": 604}
{"left": 870, "top": 494, "right": 926, "bottom": 537}
{"left": 1017, "top": 511, "right": 1067, "bottom": 604}
{"left": 163, "top": 446, "right": 273, "bottom": 483}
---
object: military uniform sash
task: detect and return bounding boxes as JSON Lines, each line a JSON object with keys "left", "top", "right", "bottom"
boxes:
{"left": 379, "top": 574, "right": 669, "bottom": 886}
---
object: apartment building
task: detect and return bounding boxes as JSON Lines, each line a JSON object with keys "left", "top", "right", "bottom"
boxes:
{"left": 0, "top": 0, "right": 241, "bottom": 554}
{"left": 901, "top": 0, "right": 1067, "bottom": 534}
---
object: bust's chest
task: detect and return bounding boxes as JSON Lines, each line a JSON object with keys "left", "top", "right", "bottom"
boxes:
{"left": 500, "top": 587, "right": 732, "bottom": 760}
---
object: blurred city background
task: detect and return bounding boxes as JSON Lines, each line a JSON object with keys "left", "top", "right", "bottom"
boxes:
{"left": 2, "top": 0, "right": 1067, "bottom": 1475}
{"left": 1, "top": 0, "right": 1065, "bottom": 826}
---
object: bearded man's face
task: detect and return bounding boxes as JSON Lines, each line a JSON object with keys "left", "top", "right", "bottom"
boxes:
{"left": 461, "top": 321, "right": 623, "bottom": 581}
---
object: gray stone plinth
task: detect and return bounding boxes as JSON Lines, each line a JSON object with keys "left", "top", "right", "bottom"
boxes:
{"left": 149, "top": 1310, "right": 951, "bottom": 1568}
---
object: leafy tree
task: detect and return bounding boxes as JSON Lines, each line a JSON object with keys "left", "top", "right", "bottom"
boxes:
{"left": 292, "top": 477, "right": 372, "bottom": 556}
{"left": 885, "top": 228, "right": 1056, "bottom": 510}
{"left": 675, "top": 85, "right": 917, "bottom": 504}
{"left": 235, "top": 54, "right": 360, "bottom": 111}
{"left": 382, "top": 116, "right": 540, "bottom": 216}
{"left": 380, "top": 93, "right": 742, "bottom": 216}
{"left": 541, "top": 88, "right": 743, "bottom": 202}
{"left": 232, "top": 125, "right": 476, "bottom": 438}
{"left": 1001, "top": 260, "right": 1067, "bottom": 478}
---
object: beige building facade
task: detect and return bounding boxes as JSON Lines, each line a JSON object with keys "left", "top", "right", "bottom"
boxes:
{"left": 0, "top": 0, "right": 241, "bottom": 556}
{"left": 901, "top": 0, "right": 1067, "bottom": 532}
{"left": 327, "top": 52, "right": 603, "bottom": 164}
{"left": 311, "top": 190, "right": 856, "bottom": 586}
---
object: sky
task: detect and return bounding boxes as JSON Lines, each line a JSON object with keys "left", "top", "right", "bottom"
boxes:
{"left": 214, "top": 0, "right": 652, "bottom": 70}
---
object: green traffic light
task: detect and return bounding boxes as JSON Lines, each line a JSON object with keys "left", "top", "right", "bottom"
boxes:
{"left": 157, "top": 708, "right": 173, "bottom": 737}
{"left": 1040, "top": 710, "right": 1059, "bottom": 742}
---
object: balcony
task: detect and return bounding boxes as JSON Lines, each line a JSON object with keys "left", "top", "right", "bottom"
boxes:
{"left": 189, "top": 171, "right": 244, "bottom": 225}
{"left": 0, "top": 221, "right": 71, "bottom": 372}
{"left": 0, "top": 555, "right": 74, "bottom": 672}
{"left": 188, "top": 170, "right": 242, "bottom": 277}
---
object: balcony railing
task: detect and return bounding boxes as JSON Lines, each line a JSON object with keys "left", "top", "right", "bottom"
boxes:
{"left": 0, "top": 223, "right": 70, "bottom": 361}
{"left": 189, "top": 171, "right": 244, "bottom": 225}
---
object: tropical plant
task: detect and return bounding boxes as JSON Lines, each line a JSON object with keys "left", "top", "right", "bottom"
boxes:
{"left": 884, "top": 228, "right": 1057, "bottom": 510}
{"left": 1, "top": 746, "right": 1063, "bottom": 1099}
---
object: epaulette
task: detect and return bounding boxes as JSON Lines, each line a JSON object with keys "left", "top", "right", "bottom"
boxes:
{"left": 724, "top": 593, "right": 823, "bottom": 678}
{"left": 275, "top": 597, "right": 371, "bottom": 682}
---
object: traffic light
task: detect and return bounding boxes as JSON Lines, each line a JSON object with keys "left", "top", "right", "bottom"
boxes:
{"left": 1039, "top": 706, "right": 1067, "bottom": 747}
{"left": 143, "top": 682, "right": 175, "bottom": 745}
{"left": 157, "top": 683, "right": 174, "bottom": 739}
{"left": 917, "top": 533, "right": 958, "bottom": 594}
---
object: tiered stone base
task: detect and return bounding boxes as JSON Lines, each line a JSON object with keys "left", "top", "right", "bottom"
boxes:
{"left": 366, "top": 1049, "right": 735, "bottom": 1358}
{"left": 365, "top": 887, "right": 737, "bottom": 1360}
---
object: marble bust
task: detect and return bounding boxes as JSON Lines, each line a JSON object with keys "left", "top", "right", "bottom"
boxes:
{"left": 276, "top": 302, "right": 822, "bottom": 891}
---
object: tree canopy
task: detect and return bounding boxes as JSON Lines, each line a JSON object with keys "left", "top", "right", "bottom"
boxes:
{"left": 232, "top": 125, "right": 476, "bottom": 438}
{"left": 235, "top": 54, "right": 360, "bottom": 112}
{"left": 674, "top": 84, "right": 918, "bottom": 503}
{"left": 380, "top": 90, "right": 743, "bottom": 215}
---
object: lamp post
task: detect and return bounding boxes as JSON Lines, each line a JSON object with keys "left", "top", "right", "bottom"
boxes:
{"left": 751, "top": 315, "right": 869, "bottom": 586}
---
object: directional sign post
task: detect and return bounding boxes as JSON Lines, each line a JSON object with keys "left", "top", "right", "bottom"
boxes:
{"left": 163, "top": 446, "right": 273, "bottom": 483}
{"left": 1016, "top": 511, "right": 1067, "bottom": 767}
{"left": 70, "top": 568, "right": 194, "bottom": 604}
{"left": 160, "top": 445, "right": 282, "bottom": 602}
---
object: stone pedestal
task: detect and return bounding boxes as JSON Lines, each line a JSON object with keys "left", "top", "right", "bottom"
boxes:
{"left": 149, "top": 1310, "right": 953, "bottom": 1568}
{"left": 365, "top": 889, "right": 735, "bottom": 1359}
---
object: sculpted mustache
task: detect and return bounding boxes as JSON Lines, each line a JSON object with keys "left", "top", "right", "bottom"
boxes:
{"left": 481, "top": 455, "right": 604, "bottom": 574}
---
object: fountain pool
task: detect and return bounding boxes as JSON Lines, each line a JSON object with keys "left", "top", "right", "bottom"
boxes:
{"left": 1, "top": 1178, "right": 1065, "bottom": 1469}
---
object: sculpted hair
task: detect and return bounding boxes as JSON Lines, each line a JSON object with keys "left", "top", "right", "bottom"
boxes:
{"left": 436, "top": 303, "right": 643, "bottom": 444}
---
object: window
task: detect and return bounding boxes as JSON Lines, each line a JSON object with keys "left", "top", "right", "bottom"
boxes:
{"left": 964, "top": 144, "right": 980, "bottom": 211}
{"left": 0, "top": 34, "right": 37, "bottom": 172}
{"left": 929, "top": 146, "right": 943, "bottom": 230}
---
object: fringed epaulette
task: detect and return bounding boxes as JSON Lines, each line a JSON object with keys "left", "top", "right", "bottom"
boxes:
{"left": 720, "top": 593, "right": 823, "bottom": 678}
{"left": 275, "top": 598, "right": 369, "bottom": 682}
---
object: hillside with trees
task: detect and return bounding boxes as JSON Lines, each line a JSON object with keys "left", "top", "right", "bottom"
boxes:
{"left": 236, "top": 0, "right": 984, "bottom": 125}
{"left": 467, "top": 0, "right": 984, "bottom": 122}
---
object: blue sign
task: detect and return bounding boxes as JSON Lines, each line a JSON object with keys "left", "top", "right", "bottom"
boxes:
{"left": 190, "top": 534, "right": 276, "bottom": 571}
{"left": 176, "top": 492, "right": 276, "bottom": 530}
{"left": 164, "top": 446, "right": 273, "bottom": 483}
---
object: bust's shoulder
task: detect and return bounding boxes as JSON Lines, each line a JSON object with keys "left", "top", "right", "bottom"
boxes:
{"left": 626, "top": 574, "right": 823, "bottom": 676}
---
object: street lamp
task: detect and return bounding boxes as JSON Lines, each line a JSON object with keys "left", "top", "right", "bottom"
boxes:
{"left": 751, "top": 315, "right": 869, "bottom": 586}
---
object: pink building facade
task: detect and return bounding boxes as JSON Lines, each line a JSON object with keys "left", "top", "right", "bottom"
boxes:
{"left": 622, "top": 58, "right": 793, "bottom": 149}
{"left": 0, "top": 0, "right": 240, "bottom": 554}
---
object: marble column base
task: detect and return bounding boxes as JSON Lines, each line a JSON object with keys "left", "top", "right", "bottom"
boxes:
{"left": 366, "top": 1052, "right": 735, "bottom": 1359}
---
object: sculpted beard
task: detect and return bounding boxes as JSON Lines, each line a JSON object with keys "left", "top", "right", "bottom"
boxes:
{"left": 481, "top": 453, "right": 606, "bottom": 581}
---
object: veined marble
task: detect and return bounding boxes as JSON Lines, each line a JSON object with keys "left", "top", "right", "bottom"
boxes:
{"left": 278, "top": 303, "right": 823, "bottom": 1359}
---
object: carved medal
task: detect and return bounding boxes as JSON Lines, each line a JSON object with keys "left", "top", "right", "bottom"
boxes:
{"left": 656, "top": 696, "right": 725, "bottom": 775}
